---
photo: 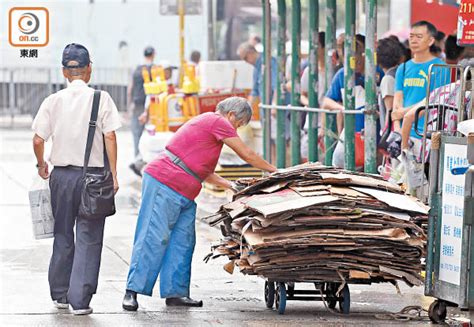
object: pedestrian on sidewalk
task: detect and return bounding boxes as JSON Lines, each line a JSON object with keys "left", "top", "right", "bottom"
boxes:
{"left": 32, "top": 43, "right": 122, "bottom": 315}
{"left": 128, "top": 46, "right": 156, "bottom": 177}
{"left": 391, "top": 21, "right": 446, "bottom": 198}
{"left": 122, "top": 97, "right": 276, "bottom": 310}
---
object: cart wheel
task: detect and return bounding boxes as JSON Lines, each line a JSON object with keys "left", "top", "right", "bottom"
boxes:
{"left": 275, "top": 282, "right": 287, "bottom": 315}
{"left": 287, "top": 284, "right": 295, "bottom": 298}
{"left": 264, "top": 281, "right": 275, "bottom": 309}
{"left": 326, "top": 283, "right": 337, "bottom": 309}
{"left": 429, "top": 300, "right": 447, "bottom": 323}
{"left": 338, "top": 284, "right": 350, "bottom": 314}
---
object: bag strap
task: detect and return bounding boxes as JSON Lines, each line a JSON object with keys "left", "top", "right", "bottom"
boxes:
{"left": 387, "top": 66, "right": 397, "bottom": 78}
{"left": 165, "top": 149, "right": 203, "bottom": 183}
{"left": 83, "top": 90, "right": 101, "bottom": 176}
{"left": 403, "top": 62, "right": 406, "bottom": 84}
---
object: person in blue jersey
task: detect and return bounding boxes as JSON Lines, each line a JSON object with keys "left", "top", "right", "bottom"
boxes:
{"left": 392, "top": 21, "right": 445, "bottom": 148}
{"left": 391, "top": 21, "right": 446, "bottom": 197}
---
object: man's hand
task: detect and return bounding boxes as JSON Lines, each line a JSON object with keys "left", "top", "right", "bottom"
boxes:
{"left": 138, "top": 111, "right": 148, "bottom": 125}
{"left": 271, "top": 108, "right": 277, "bottom": 118}
{"left": 37, "top": 162, "right": 49, "bottom": 179}
{"left": 391, "top": 107, "right": 405, "bottom": 121}
{"left": 112, "top": 174, "right": 119, "bottom": 194}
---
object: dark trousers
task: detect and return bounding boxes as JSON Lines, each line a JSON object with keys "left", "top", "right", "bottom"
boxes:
{"left": 130, "top": 104, "right": 145, "bottom": 158}
{"left": 48, "top": 166, "right": 106, "bottom": 310}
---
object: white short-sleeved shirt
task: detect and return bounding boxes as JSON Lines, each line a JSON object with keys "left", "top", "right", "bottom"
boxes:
{"left": 300, "top": 66, "right": 326, "bottom": 104}
{"left": 32, "top": 79, "right": 122, "bottom": 167}
{"left": 378, "top": 73, "right": 396, "bottom": 129}
{"left": 380, "top": 74, "right": 395, "bottom": 99}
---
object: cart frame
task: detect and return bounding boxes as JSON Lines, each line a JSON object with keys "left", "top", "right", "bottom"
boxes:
{"left": 424, "top": 64, "right": 474, "bottom": 323}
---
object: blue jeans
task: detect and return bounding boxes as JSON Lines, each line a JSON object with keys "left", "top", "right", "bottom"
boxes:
{"left": 126, "top": 173, "right": 197, "bottom": 298}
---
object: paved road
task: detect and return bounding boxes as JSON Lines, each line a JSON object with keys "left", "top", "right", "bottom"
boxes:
{"left": 0, "top": 127, "right": 470, "bottom": 326}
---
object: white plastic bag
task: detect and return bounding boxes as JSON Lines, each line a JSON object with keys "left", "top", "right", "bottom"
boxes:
{"left": 138, "top": 131, "right": 174, "bottom": 163}
{"left": 28, "top": 175, "right": 54, "bottom": 240}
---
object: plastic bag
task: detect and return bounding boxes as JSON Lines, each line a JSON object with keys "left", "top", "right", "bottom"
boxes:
{"left": 138, "top": 130, "right": 174, "bottom": 163}
{"left": 28, "top": 175, "right": 54, "bottom": 240}
{"left": 399, "top": 150, "right": 428, "bottom": 202}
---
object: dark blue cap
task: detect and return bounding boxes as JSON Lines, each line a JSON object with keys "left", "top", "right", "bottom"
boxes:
{"left": 62, "top": 43, "right": 91, "bottom": 68}
{"left": 144, "top": 46, "right": 155, "bottom": 57}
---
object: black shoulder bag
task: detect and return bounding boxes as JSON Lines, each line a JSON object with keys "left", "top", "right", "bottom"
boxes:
{"left": 78, "top": 90, "right": 116, "bottom": 220}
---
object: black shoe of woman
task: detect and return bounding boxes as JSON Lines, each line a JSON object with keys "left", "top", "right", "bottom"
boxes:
{"left": 165, "top": 297, "right": 203, "bottom": 307}
{"left": 122, "top": 290, "right": 138, "bottom": 311}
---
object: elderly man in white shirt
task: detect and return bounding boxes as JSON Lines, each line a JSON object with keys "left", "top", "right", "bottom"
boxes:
{"left": 32, "top": 43, "right": 122, "bottom": 315}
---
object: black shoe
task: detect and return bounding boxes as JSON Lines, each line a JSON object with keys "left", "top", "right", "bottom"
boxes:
{"left": 122, "top": 290, "right": 138, "bottom": 311}
{"left": 165, "top": 297, "right": 203, "bottom": 307}
{"left": 129, "top": 163, "right": 142, "bottom": 177}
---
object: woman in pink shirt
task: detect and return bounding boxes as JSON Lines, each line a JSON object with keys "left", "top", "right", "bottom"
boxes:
{"left": 122, "top": 97, "right": 276, "bottom": 310}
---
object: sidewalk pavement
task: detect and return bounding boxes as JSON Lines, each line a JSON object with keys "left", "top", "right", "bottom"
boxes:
{"left": 0, "top": 126, "right": 471, "bottom": 326}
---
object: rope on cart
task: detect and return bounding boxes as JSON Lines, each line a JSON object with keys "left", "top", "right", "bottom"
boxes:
{"left": 336, "top": 271, "right": 346, "bottom": 296}
{"left": 318, "top": 285, "right": 430, "bottom": 321}
{"left": 316, "top": 272, "right": 349, "bottom": 315}
{"left": 316, "top": 284, "right": 429, "bottom": 321}
{"left": 374, "top": 305, "right": 430, "bottom": 321}
{"left": 318, "top": 288, "right": 342, "bottom": 315}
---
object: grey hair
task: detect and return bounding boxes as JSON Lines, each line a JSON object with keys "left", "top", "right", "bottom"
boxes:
{"left": 459, "top": 58, "right": 474, "bottom": 68}
{"left": 66, "top": 67, "right": 88, "bottom": 76}
{"left": 236, "top": 42, "right": 257, "bottom": 57}
{"left": 216, "top": 97, "right": 252, "bottom": 125}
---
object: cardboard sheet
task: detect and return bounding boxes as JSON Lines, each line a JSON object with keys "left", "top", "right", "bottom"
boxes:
{"left": 206, "top": 164, "right": 427, "bottom": 286}
{"left": 351, "top": 187, "right": 429, "bottom": 214}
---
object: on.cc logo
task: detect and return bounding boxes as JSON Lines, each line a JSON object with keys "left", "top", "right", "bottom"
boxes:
{"left": 9, "top": 7, "right": 49, "bottom": 47}
{"left": 18, "top": 12, "right": 40, "bottom": 35}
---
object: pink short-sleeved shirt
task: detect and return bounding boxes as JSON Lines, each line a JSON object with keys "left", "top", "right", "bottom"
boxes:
{"left": 145, "top": 112, "right": 238, "bottom": 200}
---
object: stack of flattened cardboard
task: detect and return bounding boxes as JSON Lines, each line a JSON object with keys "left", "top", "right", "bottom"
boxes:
{"left": 204, "top": 164, "right": 428, "bottom": 287}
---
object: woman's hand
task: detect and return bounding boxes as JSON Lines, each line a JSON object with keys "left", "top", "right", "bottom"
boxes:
{"left": 223, "top": 137, "right": 276, "bottom": 173}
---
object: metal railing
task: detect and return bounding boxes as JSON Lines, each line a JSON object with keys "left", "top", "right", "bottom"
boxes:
{"left": 261, "top": 0, "right": 378, "bottom": 172}
{"left": 259, "top": 104, "right": 365, "bottom": 115}
{"left": 420, "top": 64, "right": 473, "bottom": 167}
{"left": 0, "top": 67, "right": 132, "bottom": 120}
{"left": 259, "top": 103, "right": 365, "bottom": 167}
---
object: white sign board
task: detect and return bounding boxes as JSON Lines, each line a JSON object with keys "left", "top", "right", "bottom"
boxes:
{"left": 199, "top": 61, "right": 254, "bottom": 91}
{"left": 439, "top": 143, "right": 468, "bottom": 285}
{"left": 160, "top": 0, "right": 202, "bottom": 15}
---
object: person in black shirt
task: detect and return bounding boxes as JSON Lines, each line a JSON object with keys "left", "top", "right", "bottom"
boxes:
{"left": 128, "top": 46, "right": 155, "bottom": 176}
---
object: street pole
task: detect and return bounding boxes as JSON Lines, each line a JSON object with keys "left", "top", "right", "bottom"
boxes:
{"left": 324, "top": 0, "right": 337, "bottom": 166}
{"left": 276, "top": 0, "right": 287, "bottom": 168}
{"left": 262, "top": 0, "right": 272, "bottom": 162}
{"left": 291, "top": 0, "right": 301, "bottom": 166}
{"left": 207, "top": 0, "right": 216, "bottom": 60}
{"left": 344, "top": 0, "right": 356, "bottom": 171}
{"left": 178, "top": 0, "right": 185, "bottom": 88}
{"left": 364, "top": 0, "right": 377, "bottom": 173}
{"left": 308, "top": 0, "right": 319, "bottom": 163}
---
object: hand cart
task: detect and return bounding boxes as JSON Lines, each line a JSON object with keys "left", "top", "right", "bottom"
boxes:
{"left": 263, "top": 280, "right": 350, "bottom": 315}
{"left": 423, "top": 64, "right": 474, "bottom": 323}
